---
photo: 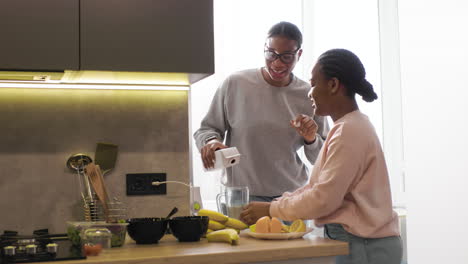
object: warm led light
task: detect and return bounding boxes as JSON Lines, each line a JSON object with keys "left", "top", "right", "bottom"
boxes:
{"left": 62, "top": 70, "right": 190, "bottom": 86}
{"left": 0, "top": 82, "right": 189, "bottom": 91}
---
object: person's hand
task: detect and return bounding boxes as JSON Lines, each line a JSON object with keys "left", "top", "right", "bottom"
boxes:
{"left": 290, "top": 114, "right": 318, "bottom": 144}
{"left": 201, "top": 140, "right": 228, "bottom": 169}
{"left": 240, "top": 202, "right": 271, "bottom": 225}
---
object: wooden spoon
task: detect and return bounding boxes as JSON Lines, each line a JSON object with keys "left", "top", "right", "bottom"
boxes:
{"left": 85, "top": 163, "right": 109, "bottom": 221}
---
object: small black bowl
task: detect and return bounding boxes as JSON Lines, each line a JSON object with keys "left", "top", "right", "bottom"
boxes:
{"left": 169, "top": 216, "right": 209, "bottom": 242}
{"left": 126, "top": 217, "right": 168, "bottom": 244}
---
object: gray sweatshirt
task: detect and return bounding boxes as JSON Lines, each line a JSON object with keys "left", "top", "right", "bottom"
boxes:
{"left": 194, "top": 68, "right": 329, "bottom": 196}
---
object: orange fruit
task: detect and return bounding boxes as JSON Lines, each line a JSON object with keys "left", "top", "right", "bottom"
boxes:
{"left": 269, "top": 217, "right": 282, "bottom": 233}
{"left": 255, "top": 216, "right": 270, "bottom": 233}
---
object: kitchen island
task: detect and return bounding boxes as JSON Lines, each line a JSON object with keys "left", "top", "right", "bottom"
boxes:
{"left": 39, "top": 233, "right": 348, "bottom": 264}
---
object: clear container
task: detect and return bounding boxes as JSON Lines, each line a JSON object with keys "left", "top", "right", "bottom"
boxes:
{"left": 67, "top": 221, "right": 128, "bottom": 247}
{"left": 82, "top": 228, "right": 112, "bottom": 249}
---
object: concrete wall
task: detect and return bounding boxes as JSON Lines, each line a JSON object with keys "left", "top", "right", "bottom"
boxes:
{"left": 0, "top": 87, "right": 190, "bottom": 234}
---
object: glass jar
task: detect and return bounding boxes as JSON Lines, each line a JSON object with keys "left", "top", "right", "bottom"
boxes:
{"left": 82, "top": 227, "right": 112, "bottom": 249}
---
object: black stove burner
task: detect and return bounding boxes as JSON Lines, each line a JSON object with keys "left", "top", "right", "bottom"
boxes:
{"left": 0, "top": 229, "right": 86, "bottom": 263}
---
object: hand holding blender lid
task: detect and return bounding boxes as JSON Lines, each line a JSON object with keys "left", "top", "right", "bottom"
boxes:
{"left": 203, "top": 147, "right": 241, "bottom": 172}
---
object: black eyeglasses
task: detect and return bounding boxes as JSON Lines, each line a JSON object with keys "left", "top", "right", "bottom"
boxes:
{"left": 264, "top": 48, "right": 299, "bottom": 64}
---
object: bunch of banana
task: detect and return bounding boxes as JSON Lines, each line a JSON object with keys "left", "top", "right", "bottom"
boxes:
{"left": 224, "top": 217, "right": 248, "bottom": 230}
{"left": 208, "top": 219, "right": 225, "bottom": 230}
{"left": 198, "top": 209, "right": 248, "bottom": 230}
{"left": 206, "top": 228, "right": 239, "bottom": 245}
{"left": 198, "top": 209, "right": 228, "bottom": 222}
{"left": 198, "top": 209, "right": 249, "bottom": 245}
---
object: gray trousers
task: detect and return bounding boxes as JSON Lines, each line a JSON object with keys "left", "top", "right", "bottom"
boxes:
{"left": 325, "top": 223, "right": 402, "bottom": 264}
{"left": 249, "top": 195, "right": 281, "bottom": 202}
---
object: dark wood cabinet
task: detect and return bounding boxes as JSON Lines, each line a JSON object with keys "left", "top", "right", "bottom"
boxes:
{"left": 0, "top": 0, "right": 214, "bottom": 79}
{"left": 0, "top": 0, "right": 80, "bottom": 71}
{"left": 80, "top": 0, "right": 214, "bottom": 75}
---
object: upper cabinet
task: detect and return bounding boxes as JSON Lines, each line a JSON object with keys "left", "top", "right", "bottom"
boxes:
{"left": 80, "top": 0, "right": 214, "bottom": 75}
{"left": 0, "top": 0, "right": 80, "bottom": 71}
{"left": 0, "top": 0, "right": 214, "bottom": 79}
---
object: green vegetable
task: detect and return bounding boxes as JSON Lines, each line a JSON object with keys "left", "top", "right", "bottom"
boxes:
{"left": 111, "top": 232, "right": 125, "bottom": 247}
{"left": 67, "top": 226, "right": 82, "bottom": 246}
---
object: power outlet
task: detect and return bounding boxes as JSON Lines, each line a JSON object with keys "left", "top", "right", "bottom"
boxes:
{"left": 126, "top": 173, "right": 167, "bottom": 195}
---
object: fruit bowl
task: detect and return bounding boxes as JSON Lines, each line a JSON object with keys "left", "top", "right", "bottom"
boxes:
{"left": 126, "top": 218, "right": 168, "bottom": 244}
{"left": 169, "top": 216, "right": 209, "bottom": 242}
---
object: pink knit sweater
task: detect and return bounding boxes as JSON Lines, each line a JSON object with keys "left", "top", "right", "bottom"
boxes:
{"left": 270, "top": 110, "right": 400, "bottom": 238}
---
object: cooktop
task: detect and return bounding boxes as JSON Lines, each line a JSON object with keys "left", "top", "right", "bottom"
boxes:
{"left": 0, "top": 229, "right": 86, "bottom": 263}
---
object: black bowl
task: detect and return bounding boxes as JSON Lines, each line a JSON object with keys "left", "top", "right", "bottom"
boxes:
{"left": 169, "top": 216, "right": 209, "bottom": 242}
{"left": 126, "top": 217, "right": 168, "bottom": 244}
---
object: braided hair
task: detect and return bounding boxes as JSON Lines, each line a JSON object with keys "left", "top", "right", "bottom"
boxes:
{"left": 317, "top": 49, "right": 377, "bottom": 102}
{"left": 267, "top": 21, "right": 303, "bottom": 49}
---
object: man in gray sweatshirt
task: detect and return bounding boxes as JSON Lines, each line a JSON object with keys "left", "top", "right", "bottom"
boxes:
{"left": 194, "top": 21, "right": 329, "bottom": 203}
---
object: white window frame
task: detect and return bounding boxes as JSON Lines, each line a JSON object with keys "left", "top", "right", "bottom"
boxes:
{"left": 378, "top": 0, "right": 406, "bottom": 206}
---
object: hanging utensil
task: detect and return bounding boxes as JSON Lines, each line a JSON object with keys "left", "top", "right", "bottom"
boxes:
{"left": 94, "top": 143, "right": 118, "bottom": 176}
{"left": 95, "top": 165, "right": 110, "bottom": 203}
{"left": 66, "top": 154, "right": 94, "bottom": 201}
{"left": 66, "top": 154, "right": 93, "bottom": 173}
{"left": 85, "top": 163, "right": 110, "bottom": 221}
{"left": 67, "top": 154, "right": 99, "bottom": 221}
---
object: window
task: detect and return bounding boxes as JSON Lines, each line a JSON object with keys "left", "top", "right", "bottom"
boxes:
{"left": 190, "top": 0, "right": 404, "bottom": 210}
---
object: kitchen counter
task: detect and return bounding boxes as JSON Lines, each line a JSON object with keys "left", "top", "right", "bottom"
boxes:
{"left": 38, "top": 233, "right": 348, "bottom": 264}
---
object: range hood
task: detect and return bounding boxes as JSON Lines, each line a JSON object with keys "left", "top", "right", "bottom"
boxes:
{"left": 0, "top": 70, "right": 204, "bottom": 90}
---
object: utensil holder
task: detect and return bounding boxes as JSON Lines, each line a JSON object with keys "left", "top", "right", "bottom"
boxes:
{"left": 67, "top": 153, "right": 126, "bottom": 222}
{"left": 83, "top": 195, "right": 102, "bottom": 222}
{"left": 82, "top": 195, "right": 126, "bottom": 222}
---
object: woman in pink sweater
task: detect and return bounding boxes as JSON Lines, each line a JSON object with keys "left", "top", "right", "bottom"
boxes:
{"left": 240, "top": 49, "right": 402, "bottom": 264}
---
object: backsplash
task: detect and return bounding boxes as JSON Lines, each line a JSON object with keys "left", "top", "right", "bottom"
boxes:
{"left": 0, "top": 88, "right": 190, "bottom": 233}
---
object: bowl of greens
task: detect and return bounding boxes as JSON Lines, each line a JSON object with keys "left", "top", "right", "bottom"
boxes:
{"left": 67, "top": 221, "right": 128, "bottom": 247}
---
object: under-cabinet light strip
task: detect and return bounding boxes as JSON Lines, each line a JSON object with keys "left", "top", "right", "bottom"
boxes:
{"left": 0, "top": 82, "right": 189, "bottom": 91}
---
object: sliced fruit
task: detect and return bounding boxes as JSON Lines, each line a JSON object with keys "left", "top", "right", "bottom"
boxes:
{"left": 269, "top": 217, "right": 282, "bottom": 233}
{"left": 224, "top": 217, "right": 248, "bottom": 230}
{"left": 198, "top": 209, "right": 228, "bottom": 223}
{"left": 208, "top": 220, "right": 226, "bottom": 230}
{"left": 281, "top": 224, "right": 290, "bottom": 233}
{"left": 255, "top": 216, "right": 271, "bottom": 233}
{"left": 249, "top": 224, "right": 256, "bottom": 232}
{"left": 289, "top": 219, "right": 306, "bottom": 233}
